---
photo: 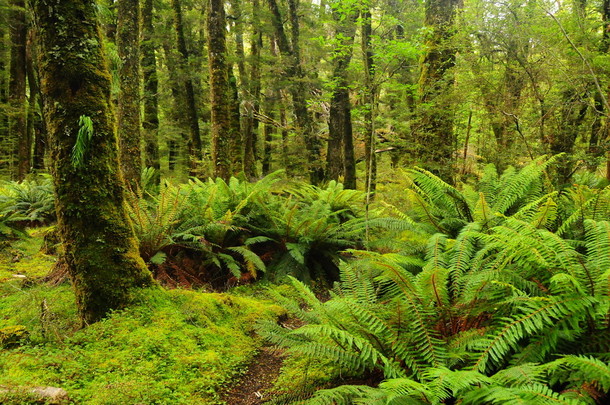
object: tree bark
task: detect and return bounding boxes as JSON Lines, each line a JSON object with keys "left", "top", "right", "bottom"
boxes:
{"left": 34, "top": 0, "right": 153, "bottom": 325}
{"left": 9, "top": 0, "right": 28, "bottom": 180}
{"left": 208, "top": 0, "right": 233, "bottom": 181}
{"left": 242, "top": 0, "right": 263, "bottom": 179}
{"left": 326, "top": 5, "right": 357, "bottom": 189}
{"left": 361, "top": 7, "right": 377, "bottom": 198}
{"left": 228, "top": 65, "right": 243, "bottom": 173}
{"left": 117, "top": 0, "right": 142, "bottom": 191}
{"left": 266, "top": 0, "right": 323, "bottom": 184}
{"left": 141, "top": 0, "right": 160, "bottom": 182}
{"left": 26, "top": 29, "right": 45, "bottom": 171}
{"left": 172, "top": 0, "right": 201, "bottom": 176}
{"left": 161, "top": 37, "right": 187, "bottom": 172}
{"left": 417, "top": 0, "right": 461, "bottom": 184}
{"left": 0, "top": 19, "right": 8, "bottom": 174}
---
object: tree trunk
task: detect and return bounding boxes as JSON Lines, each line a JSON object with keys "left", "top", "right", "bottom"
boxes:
{"left": 361, "top": 7, "right": 377, "bottom": 198}
{"left": 117, "top": 0, "right": 142, "bottom": 191}
{"left": 417, "top": 0, "right": 461, "bottom": 184}
{"left": 242, "top": 0, "right": 263, "bottom": 179}
{"left": 26, "top": 30, "right": 45, "bottom": 171}
{"left": 548, "top": 90, "right": 588, "bottom": 187}
{"left": 9, "top": 0, "right": 28, "bottom": 180}
{"left": 162, "top": 38, "right": 187, "bottom": 173}
{"left": 141, "top": 0, "right": 160, "bottom": 182}
{"left": 228, "top": 65, "right": 243, "bottom": 173}
{"left": 208, "top": 0, "right": 233, "bottom": 181}
{"left": 261, "top": 105, "right": 275, "bottom": 176}
{"left": 172, "top": 0, "right": 201, "bottom": 176}
{"left": 0, "top": 22, "right": 8, "bottom": 174}
{"left": 34, "top": 0, "right": 153, "bottom": 325}
{"left": 266, "top": 0, "right": 323, "bottom": 184}
{"left": 326, "top": 5, "right": 357, "bottom": 189}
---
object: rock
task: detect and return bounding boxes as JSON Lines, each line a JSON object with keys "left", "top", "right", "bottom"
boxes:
{"left": 31, "top": 386, "right": 69, "bottom": 404}
{"left": 0, "top": 325, "right": 29, "bottom": 348}
{"left": 0, "top": 385, "right": 69, "bottom": 404}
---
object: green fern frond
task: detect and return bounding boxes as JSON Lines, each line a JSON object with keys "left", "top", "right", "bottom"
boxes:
{"left": 546, "top": 355, "right": 610, "bottom": 394}
{"left": 71, "top": 115, "right": 94, "bottom": 168}
{"left": 492, "top": 155, "right": 557, "bottom": 215}
{"left": 298, "top": 384, "right": 386, "bottom": 405}
{"left": 462, "top": 383, "right": 583, "bottom": 405}
{"left": 472, "top": 296, "right": 597, "bottom": 373}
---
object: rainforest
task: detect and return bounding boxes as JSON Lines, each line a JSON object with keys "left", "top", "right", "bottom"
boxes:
{"left": 1, "top": 0, "right": 610, "bottom": 404}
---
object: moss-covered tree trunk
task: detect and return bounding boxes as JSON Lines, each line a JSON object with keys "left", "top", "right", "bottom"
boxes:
{"left": 172, "top": 0, "right": 201, "bottom": 176}
{"left": 26, "top": 29, "right": 46, "bottom": 171}
{"left": 208, "top": 0, "right": 233, "bottom": 181}
{"left": 33, "top": 0, "right": 153, "bottom": 325}
{"left": 361, "top": 7, "right": 377, "bottom": 198}
{"left": 26, "top": 30, "right": 46, "bottom": 171}
{"left": 161, "top": 35, "right": 187, "bottom": 173}
{"left": 326, "top": 5, "right": 357, "bottom": 189}
{"left": 117, "top": 0, "right": 142, "bottom": 191}
{"left": 141, "top": 0, "right": 160, "bottom": 182}
{"left": 238, "top": 0, "right": 263, "bottom": 179}
{"left": 228, "top": 66, "right": 243, "bottom": 173}
{"left": 9, "top": 0, "right": 28, "bottom": 180}
{"left": 417, "top": 0, "right": 461, "bottom": 184}
{"left": 267, "top": 0, "right": 323, "bottom": 184}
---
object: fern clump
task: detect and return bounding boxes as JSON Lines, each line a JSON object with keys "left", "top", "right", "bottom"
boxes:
{"left": 259, "top": 183, "right": 610, "bottom": 403}
{"left": 126, "top": 173, "right": 379, "bottom": 287}
{"left": 0, "top": 176, "right": 56, "bottom": 239}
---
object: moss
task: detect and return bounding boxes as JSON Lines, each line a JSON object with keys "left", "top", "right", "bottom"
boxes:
{"left": 0, "top": 325, "right": 29, "bottom": 348}
{"left": 0, "top": 228, "right": 56, "bottom": 283}
{"left": 35, "top": 0, "right": 153, "bottom": 324}
{"left": 0, "top": 283, "right": 284, "bottom": 404}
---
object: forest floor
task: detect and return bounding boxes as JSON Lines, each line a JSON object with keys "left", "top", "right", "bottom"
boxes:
{"left": 223, "top": 346, "right": 286, "bottom": 405}
{"left": 0, "top": 230, "right": 296, "bottom": 404}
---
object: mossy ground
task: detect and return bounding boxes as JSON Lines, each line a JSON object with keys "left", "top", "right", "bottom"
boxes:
{"left": 0, "top": 232, "right": 285, "bottom": 404}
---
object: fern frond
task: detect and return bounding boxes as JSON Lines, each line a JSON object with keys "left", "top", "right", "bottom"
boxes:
{"left": 472, "top": 296, "right": 597, "bottom": 373}
{"left": 492, "top": 155, "right": 557, "bottom": 215}
{"left": 546, "top": 355, "right": 610, "bottom": 393}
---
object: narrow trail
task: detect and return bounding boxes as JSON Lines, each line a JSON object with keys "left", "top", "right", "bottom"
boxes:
{"left": 223, "top": 346, "right": 286, "bottom": 405}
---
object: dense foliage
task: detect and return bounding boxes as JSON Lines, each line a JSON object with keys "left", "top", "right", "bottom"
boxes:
{"left": 258, "top": 159, "right": 610, "bottom": 404}
{"left": 0, "top": 159, "right": 609, "bottom": 403}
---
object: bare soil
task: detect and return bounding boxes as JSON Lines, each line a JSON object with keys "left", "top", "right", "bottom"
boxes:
{"left": 223, "top": 346, "right": 286, "bottom": 405}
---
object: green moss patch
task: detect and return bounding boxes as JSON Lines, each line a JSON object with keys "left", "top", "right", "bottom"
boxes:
{"left": 0, "top": 228, "right": 56, "bottom": 283}
{"left": 1, "top": 283, "right": 284, "bottom": 404}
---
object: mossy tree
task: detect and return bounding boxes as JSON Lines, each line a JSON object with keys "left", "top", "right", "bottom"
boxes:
{"left": 9, "top": 0, "right": 28, "bottom": 180}
{"left": 208, "top": 0, "right": 234, "bottom": 180}
{"left": 33, "top": 0, "right": 153, "bottom": 325}
{"left": 361, "top": 2, "right": 377, "bottom": 197}
{"left": 117, "top": 0, "right": 142, "bottom": 191}
{"left": 141, "top": 0, "right": 160, "bottom": 182}
{"left": 325, "top": 1, "right": 358, "bottom": 189}
{"left": 267, "top": 0, "right": 324, "bottom": 184}
{"left": 171, "top": 0, "right": 202, "bottom": 176}
{"left": 0, "top": 1, "right": 9, "bottom": 175}
{"left": 416, "top": 0, "right": 461, "bottom": 184}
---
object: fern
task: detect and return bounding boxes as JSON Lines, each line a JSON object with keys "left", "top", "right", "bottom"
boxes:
{"left": 71, "top": 115, "right": 93, "bottom": 168}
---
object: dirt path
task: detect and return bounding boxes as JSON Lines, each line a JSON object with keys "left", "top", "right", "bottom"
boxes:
{"left": 223, "top": 346, "right": 286, "bottom": 405}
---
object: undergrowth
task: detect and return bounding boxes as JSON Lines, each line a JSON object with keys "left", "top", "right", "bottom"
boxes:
{"left": 0, "top": 233, "right": 286, "bottom": 404}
